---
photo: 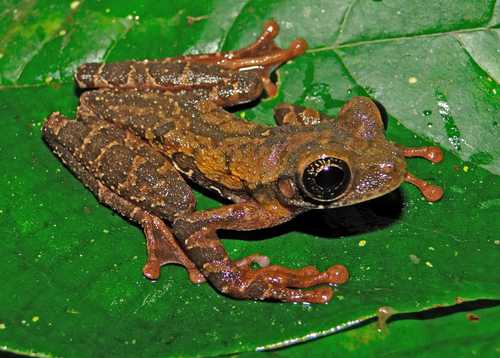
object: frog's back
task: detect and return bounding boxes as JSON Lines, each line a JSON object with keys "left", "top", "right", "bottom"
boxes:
{"left": 79, "top": 89, "right": 272, "bottom": 198}
{"left": 79, "top": 88, "right": 267, "bottom": 150}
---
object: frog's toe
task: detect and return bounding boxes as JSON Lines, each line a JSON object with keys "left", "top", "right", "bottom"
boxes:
{"left": 271, "top": 286, "right": 333, "bottom": 304}
{"left": 187, "top": 269, "right": 206, "bottom": 284}
{"left": 324, "top": 264, "right": 349, "bottom": 285}
{"left": 234, "top": 253, "right": 270, "bottom": 269}
{"left": 143, "top": 259, "right": 161, "bottom": 280}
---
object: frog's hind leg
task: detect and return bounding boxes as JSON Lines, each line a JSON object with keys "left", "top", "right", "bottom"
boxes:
{"left": 42, "top": 113, "right": 204, "bottom": 284}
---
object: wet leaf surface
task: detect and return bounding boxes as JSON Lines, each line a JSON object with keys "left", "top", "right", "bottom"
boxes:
{"left": 0, "top": 0, "right": 498, "bottom": 356}
{"left": 246, "top": 301, "right": 500, "bottom": 356}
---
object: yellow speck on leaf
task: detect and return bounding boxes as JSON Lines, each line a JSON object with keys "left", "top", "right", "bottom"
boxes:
{"left": 70, "top": 1, "right": 80, "bottom": 10}
{"left": 463, "top": 165, "right": 469, "bottom": 173}
{"left": 0, "top": 323, "right": 6, "bottom": 330}
{"left": 358, "top": 240, "right": 367, "bottom": 247}
{"left": 425, "top": 261, "right": 433, "bottom": 268}
{"left": 32, "top": 316, "right": 39, "bottom": 322}
{"left": 408, "top": 76, "right": 418, "bottom": 84}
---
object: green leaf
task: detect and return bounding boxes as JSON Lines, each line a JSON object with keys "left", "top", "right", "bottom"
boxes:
{"left": 247, "top": 302, "right": 500, "bottom": 356}
{"left": 0, "top": 0, "right": 499, "bottom": 356}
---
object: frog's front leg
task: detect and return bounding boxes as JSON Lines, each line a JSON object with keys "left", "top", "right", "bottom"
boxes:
{"left": 173, "top": 201, "right": 348, "bottom": 304}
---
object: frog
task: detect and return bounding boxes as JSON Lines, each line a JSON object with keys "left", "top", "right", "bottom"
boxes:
{"left": 42, "top": 20, "right": 443, "bottom": 304}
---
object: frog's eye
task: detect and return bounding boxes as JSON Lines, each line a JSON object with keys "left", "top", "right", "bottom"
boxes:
{"left": 301, "top": 157, "right": 351, "bottom": 202}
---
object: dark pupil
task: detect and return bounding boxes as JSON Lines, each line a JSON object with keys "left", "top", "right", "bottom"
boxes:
{"left": 315, "top": 166, "right": 345, "bottom": 189}
{"left": 302, "top": 157, "right": 350, "bottom": 202}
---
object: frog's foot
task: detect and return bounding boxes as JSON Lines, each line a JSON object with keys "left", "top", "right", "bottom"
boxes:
{"left": 404, "top": 172, "right": 444, "bottom": 202}
{"left": 403, "top": 146, "right": 443, "bottom": 163}
{"left": 203, "top": 20, "right": 307, "bottom": 97}
{"left": 140, "top": 212, "right": 205, "bottom": 284}
{"left": 211, "top": 262, "right": 348, "bottom": 304}
{"left": 235, "top": 263, "right": 349, "bottom": 304}
{"left": 402, "top": 146, "right": 444, "bottom": 202}
{"left": 214, "top": 38, "right": 307, "bottom": 97}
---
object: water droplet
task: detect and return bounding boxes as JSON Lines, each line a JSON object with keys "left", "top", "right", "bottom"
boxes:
{"left": 427, "top": 122, "right": 433, "bottom": 128}
{"left": 435, "top": 90, "right": 462, "bottom": 151}
{"left": 422, "top": 110, "right": 432, "bottom": 116}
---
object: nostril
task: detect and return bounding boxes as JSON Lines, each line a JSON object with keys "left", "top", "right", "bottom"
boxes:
{"left": 380, "top": 162, "right": 395, "bottom": 174}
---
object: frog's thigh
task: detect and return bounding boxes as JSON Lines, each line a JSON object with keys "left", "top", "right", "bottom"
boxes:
{"left": 50, "top": 111, "right": 195, "bottom": 221}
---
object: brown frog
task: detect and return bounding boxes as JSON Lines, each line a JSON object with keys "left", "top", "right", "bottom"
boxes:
{"left": 42, "top": 21, "right": 443, "bottom": 304}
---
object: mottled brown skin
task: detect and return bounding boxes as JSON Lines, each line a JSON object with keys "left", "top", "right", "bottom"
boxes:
{"left": 42, "top": 21, "right": 443, "bottom": 304}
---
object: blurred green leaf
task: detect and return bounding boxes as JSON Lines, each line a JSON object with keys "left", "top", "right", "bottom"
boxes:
{"left": 0, "top": 0, "right": 498, "bottom": 356}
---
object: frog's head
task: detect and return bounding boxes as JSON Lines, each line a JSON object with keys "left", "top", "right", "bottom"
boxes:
{"left": 276, "top": 97, "right": 408, "bottom": 209}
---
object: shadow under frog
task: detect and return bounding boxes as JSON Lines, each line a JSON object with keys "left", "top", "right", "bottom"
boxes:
{"left": 42, "top": 21, "right": 443, "bottom": 304}
{"left": 220, "top": 189, "right": 405, "bottom": 241}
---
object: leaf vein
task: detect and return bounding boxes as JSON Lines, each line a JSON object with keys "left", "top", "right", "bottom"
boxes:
{"left": 310, "top": 25, "right": 495, "bottom": 53}
{"left": 451, "top": 31, "right": 500, "bottom": 84}
{"left": 102, "top": 22, "right": 134, "bottom": 62}
{"left": 219, "top": 0, "right": 254, "bottom": 51}
{"left": 333, "top": 0, "right": 358, "bottom": 46}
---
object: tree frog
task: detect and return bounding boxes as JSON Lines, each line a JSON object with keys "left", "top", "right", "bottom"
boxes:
{"left": 42, "top": 21, "right": 443, "bottom": 304}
